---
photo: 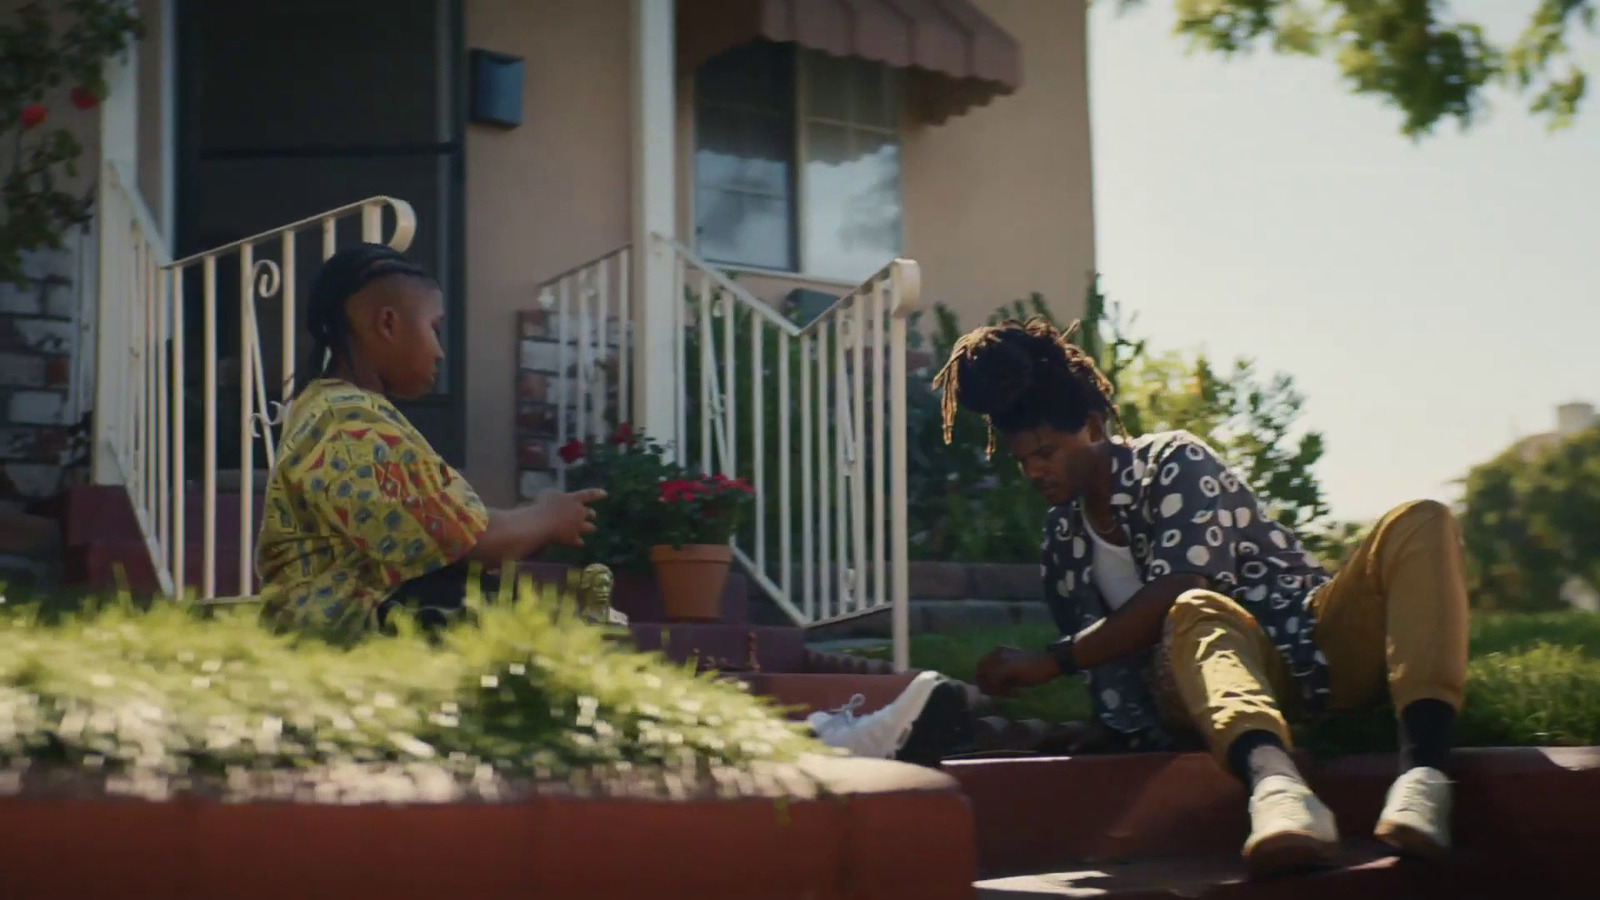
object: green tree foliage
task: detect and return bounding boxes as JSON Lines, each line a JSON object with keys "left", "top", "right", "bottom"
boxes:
{"left": 1459, "top": 424, "right": 1600, "bottom": 611}
{"left": 1, "top": 0, "right": 144, "bottom": 284}
{"left": 1114, "top": 0, "right": 1596, "bottom": 136}
{"left": 909, "top": 278, "right": 1361, "bottom": 565}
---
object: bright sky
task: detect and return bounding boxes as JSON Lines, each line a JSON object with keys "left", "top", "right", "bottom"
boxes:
{"left": 1088, "top": 1, "right": 1599, "bottom": 523}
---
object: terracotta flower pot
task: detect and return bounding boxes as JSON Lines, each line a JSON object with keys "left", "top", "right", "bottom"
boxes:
{"left": 649, "top": 543, "right": 732, "bottom": 622}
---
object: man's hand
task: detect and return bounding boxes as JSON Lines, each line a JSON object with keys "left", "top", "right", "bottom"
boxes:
{"left": 975, "top": 645, "right": 1060, "bottom": 698}
{"left": 531, "top": 488, "right": 606, "bottom": 547}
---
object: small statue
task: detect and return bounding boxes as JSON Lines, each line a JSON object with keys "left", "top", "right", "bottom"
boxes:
{"left": 576, "top": 563, "right": 628, "bottom": 627}
{"left": 744, "top": 630, "right": 760, "bottom": 673}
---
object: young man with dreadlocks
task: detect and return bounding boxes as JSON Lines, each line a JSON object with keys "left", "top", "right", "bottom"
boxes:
{"left": 932, "top": 318, "right": 1469, "bottom": 877}
{"left": 255, "top": 243, "right": 604, "bottom": 640}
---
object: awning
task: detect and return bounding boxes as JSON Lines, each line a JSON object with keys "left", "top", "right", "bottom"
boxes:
{"left": 677, "top": 0, "right": 1022, "bottom": 124}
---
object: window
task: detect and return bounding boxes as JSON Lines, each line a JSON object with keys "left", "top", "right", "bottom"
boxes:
{"left": 694, "top": 42, "right": 902, "bottom": 284}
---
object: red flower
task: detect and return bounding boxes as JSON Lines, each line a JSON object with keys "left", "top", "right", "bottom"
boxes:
{"left": 20, "top": 104, "right": 47, "bottom": 129}
{"left": 557, "top": 439, "right": 585, "bottom": 464}
{"left": 69, "top": 86, "right": 98, "bottom": 111}
{"left": 659, "top": 479, "right": 698, "bottom": 503}
{"left": 608, "top": 423, "right": 634, "bottom": 445}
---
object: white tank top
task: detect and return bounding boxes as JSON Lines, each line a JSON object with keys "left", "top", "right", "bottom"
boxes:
{"left": 1084, "top": 512, "right": 1143, "bottom": 611}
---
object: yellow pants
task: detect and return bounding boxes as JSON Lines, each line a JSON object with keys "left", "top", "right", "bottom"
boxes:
{"left": 1156, "top": 500, "right": 1470, "bottom": 765}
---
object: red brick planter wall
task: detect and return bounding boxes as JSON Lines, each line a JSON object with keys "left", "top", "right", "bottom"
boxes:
{"left": 0, "top": 756, "right": 976, "bottom": 899}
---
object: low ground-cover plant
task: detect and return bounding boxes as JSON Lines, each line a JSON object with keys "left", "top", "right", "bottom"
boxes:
{"left": 842, "top": 612, "right": 1600, "bottom": 754}
{"left": 0, "top": 575, "right": 820, "bottom": 795}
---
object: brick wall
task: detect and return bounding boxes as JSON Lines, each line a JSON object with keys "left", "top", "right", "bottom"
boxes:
{"left": 0, "top": 238, "right": 89, "bottom": 506}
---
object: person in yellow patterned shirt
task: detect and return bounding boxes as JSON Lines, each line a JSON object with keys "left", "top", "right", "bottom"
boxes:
{"left": 257, "top": 243, "right": 603, "bottom": 640}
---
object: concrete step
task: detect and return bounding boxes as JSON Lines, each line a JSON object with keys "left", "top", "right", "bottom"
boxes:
{"left": 947, "top": 747, "right": 1600, "bottom": 880}
{"left": 519, "top": 561, "right": 748, "bottom": 625}
{"left": 629, "top": 622, "right": 805, "bottom": 673}
{"left": 973, "top": 844, "right": 1532, "bottom": 899}
{"left": 739, "top": 671, "right": 921, "bottom": 718}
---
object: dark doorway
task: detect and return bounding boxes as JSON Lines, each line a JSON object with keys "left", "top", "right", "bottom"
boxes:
{"left": 175, "top": 0, "right": 466, "bottom": 473}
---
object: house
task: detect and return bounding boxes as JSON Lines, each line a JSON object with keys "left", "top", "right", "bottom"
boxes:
{"left": 1508, "top": 401, "right": 1599, "bottom": 463}
{"left": 4, "top": 0, "right": 1095, "bottom": 664}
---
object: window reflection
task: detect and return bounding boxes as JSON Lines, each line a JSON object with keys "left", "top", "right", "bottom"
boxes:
{"left": 693, "top": 43, "right": 901, "bottom": 283}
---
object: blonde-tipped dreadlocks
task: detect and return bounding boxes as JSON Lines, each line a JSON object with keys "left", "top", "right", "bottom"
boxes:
{"left": 931, "top": 317, "right": 1123, "bottom": 457}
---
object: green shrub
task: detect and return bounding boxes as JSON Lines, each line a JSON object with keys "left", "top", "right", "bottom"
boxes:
{"left": 0, "top": 577, "right": 820, "bottom": 790}
{"left": 850, "top": 613, "right": 1600, "bottom": 754}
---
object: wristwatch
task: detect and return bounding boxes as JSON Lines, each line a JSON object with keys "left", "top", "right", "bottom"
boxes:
{"left": 1046, "top": 633, "right": 1081, "bottom": 677}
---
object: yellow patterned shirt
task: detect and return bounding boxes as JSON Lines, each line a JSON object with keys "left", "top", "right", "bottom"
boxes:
{"left": 256, "top": 378, "right": 488, "bottom": 640}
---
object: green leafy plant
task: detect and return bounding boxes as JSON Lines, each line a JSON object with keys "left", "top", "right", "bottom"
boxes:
{"left": 1117, "top": 0, "right": 1595, "bottom": 137}
{"left": 0, "top": 576, "right": 820, "bottom": 795}
{"left": 1459, "top": 422, "right": 1600, "bottom": 612}
{"left": 906, "top": 276, "right": 1340, "bottom": 563}
{"left": 1, "top": 0, "right": 144, "bottom": 284}
{"left": 550, "top": 423, "right": 679, "bottom": 575}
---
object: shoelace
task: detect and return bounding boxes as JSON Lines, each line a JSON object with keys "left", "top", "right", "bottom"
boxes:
{"left": 818, "top": 694, "right": 867, "bottom": 728}
{"left": 1255, "top": 787, "right": 1314, "bottom": 823}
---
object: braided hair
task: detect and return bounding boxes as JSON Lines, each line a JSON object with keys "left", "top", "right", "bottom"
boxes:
{"left": 300, "top": 243, "right": 436, "bottom": 393}
{"left": 931, "top": 317, "right": 1123, "bottom": 457}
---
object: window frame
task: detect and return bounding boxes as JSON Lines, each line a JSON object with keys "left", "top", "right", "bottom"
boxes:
{"left": 691, "top": 45, "right": 904, "bottom": 287}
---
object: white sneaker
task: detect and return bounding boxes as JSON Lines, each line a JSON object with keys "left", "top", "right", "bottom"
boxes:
{"left": 1375, "top": 766, "right": 1452, "bottom": 858}
{"left": 807, "top": 671, "right": 946, "bottom": 759}
{"left": 1241, "top": 775, "right": 1341, "bottom": 877}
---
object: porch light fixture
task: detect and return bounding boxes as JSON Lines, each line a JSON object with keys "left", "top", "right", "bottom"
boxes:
{"left": 469, "top": 49, "right": 524, "bottom": 129}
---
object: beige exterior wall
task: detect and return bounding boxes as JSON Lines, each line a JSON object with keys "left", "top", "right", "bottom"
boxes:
{"left": 134, "top": 0, "right": 171, "bottom": 239}
{"left": 461, "top": 0, "right": 632, "bottom": 506}
{"left": 905, "top": 0, "right": 1095, "bottom": 331}
{"left": 669, "top": 0, "right": 1095, "bottom": 332}
{"left": 427, "top": 0, "right": 1094, "bottom": 506}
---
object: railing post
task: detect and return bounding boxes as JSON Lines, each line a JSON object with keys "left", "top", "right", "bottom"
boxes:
{"left": 630, "top": 0, "right": 678, "bottom": 450}
{"left": 889, "top": 261, "right": 919, "bottom": 674}
{"left": 90, "top": 168, "right": 118, "bottom": 485}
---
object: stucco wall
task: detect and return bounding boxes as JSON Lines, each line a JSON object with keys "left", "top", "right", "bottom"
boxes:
{"left": 462, "top": 0, "right": 632, "bottom": 506}
{"left": 902, "top": 0, "right": 1096, "bottom": 331}
{"left": 461, "top": 0, "right": 1093, "bottom": 506}
{"left": 134, "top": 0, "right": 170, "bottom": 239}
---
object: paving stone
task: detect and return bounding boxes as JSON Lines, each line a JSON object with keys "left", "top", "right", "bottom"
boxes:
{"left": 0, "top": 509, "right": 60, "bottom": 557}
{"left": 909, "top": 561, "right": 972, "bottom": 599}
{"left": 919, "top": 599, "right": 1016, "bottom": 634}
{"left": 1011, "top": 602, "right": 1056, "bottom": 628}
{"left": 0, "top": 281, "right": 42, "bottom": 316}
{"left": 0, "top": 427, "right": 67, "bottom": 463}
{"left": 0, "top": 463, "right": 60, "bottom": 499}
{"left": 43, "top": 354, "right": 70, "bottom": 388}
{"left": 12, "top": 317, "right": 74, "bottom": 354}
{"left": 967, "top": 563, "right": 1040, "bottom": 600}
{"left": 0, "top": 352, "right": 46, "bottom": 388}
{"left": 41, "top": 278, "right": 76, "bottom": 318}
{"left": 8, "top": 391, "right": 67, "bottom": 425}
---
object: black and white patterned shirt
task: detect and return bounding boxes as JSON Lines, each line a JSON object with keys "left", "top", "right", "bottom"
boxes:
{"left": 1041, "top": 430, "right": 1333, "bottom": 750}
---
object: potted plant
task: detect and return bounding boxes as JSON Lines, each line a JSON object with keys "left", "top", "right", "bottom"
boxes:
{"left": 651, "top": 473, "right": 754, "bottom": 622}
{"left": 555, "top": 423, "right": 677, "bottom": 577}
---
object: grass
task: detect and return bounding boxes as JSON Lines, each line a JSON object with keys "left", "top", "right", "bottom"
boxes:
{"left": 0, "top": 574, "right": 822, "bottom": 796}
{"left": 843, "top": 611, "right": 1600, "bottom": 755}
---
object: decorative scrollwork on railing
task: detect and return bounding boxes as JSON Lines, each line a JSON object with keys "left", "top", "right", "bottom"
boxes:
{"left": 248, "top": 399, "right": 290, "bottom": 439}
{"left": 252, "top": 258, "right": 282, "bottom": 300}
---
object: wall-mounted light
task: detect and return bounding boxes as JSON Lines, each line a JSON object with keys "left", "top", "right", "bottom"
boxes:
{"left": 469, "top": 49, "right": 524, "bottom": 129}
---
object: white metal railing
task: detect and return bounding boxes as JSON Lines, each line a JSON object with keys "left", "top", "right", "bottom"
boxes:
{"left": 93, "top": 160, "right": 417, "bottom": 599}
{"left": 93, "top": 162, "right": 174, "bottom": 595}
{"left": 531, "top": 246, "right": 631, "bottom": 492}
{"left": 663, "top": 237, "right": 919, "bottom": 671}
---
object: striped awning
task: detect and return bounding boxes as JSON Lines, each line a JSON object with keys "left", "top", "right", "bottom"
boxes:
{"left": 678, "top": 0, "right": 1023, "bottom": 124}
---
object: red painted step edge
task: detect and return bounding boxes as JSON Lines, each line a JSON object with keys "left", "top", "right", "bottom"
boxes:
{"left": 0, "top": 755, "right": 976, "bottom": 900}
